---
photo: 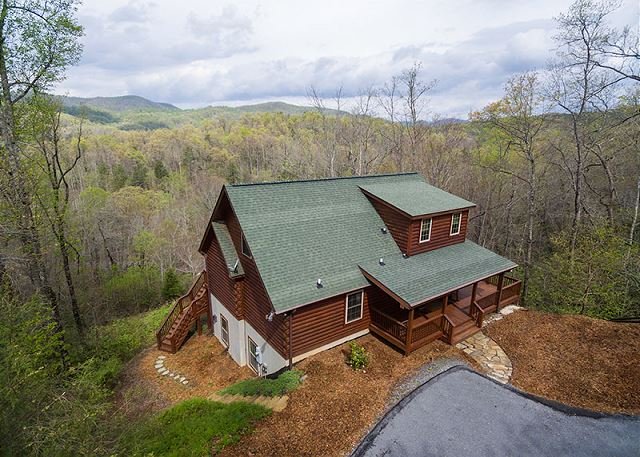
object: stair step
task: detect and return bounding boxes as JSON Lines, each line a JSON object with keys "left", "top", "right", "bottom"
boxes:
{"left": 451, "top": 324, "right": 482, "bottom": 345}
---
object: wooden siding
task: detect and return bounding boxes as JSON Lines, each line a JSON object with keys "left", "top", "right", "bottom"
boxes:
{"left": 205, "top": 239, "right": 242, "bottom": 319}
{"left": 223, "top": 203, "right": 289, "bottom": 359}
{"left": 408, "top": 210, "right": 468, "bottom": 255}
{"left": 291, "top": 286, "right": 389, "bottom": 357}
{"left": 367, "top": 197, "right": 411, "bottom": 253}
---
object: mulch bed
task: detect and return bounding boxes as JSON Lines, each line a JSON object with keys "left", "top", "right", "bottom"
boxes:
{"left": 485, "top": 310, "right": 640, "bottom": 415}
{"left": 115, "top": 334, "right": 253, "bottom": 419}
{"left": 217, "top": 335, "right": 479, "bottom": 457}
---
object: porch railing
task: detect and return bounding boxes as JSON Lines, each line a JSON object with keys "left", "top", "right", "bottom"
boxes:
{"left": 410, "top": 314, "right": 442, "bottom": 345}
{"left": 370, "top": 307, "right": 407, "bottom": 344}
{"left": 470, "top": 301, "right": 485, "bottom": 327}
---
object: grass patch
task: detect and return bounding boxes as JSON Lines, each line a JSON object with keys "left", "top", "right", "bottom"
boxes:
{"left": 219, "top": 369, "right": 303, "bottom": 397}
{"left": 120, "top": 398, "right": 271, "bottom": 456}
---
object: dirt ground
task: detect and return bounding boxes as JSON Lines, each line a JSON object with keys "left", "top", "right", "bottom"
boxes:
{"left": 217, "top": 335, "right": 477, "bottom": 457}
{"left": 115, "top": 334, "right": 253, "bottom": 419}
{"left": 485, "top": 310, "right": 640, "bottom": 414}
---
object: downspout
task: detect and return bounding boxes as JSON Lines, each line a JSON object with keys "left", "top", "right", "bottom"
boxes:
{"left": 288, "top": 310, "right": 294, "bottom": 370}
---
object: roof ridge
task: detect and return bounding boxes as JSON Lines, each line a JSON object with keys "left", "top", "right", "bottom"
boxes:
{"left": 227, "top": 172, "right": 419, "bottom": 188}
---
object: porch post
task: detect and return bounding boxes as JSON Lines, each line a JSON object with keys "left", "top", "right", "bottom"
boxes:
{"left": 405, "top": 308, "right": 415, "bottom": 355}
{"left": 441, "top": 294, "right": 448, "bottom": 314}
{"left": 496, "top": 272, "right": 505, "bottom": 311}
{"left": 470, "top": 281, "right": 478, "bottom": 308}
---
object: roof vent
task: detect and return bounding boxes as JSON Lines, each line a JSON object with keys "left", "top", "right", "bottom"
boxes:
{"left": 381, "top": 227, "right": 388, "bottom": 234}
{"left": 316, "top": 278, "right": 323, "bottom": 288}
{"left": 379, "top": 257, "right": 385, "bottom": 265}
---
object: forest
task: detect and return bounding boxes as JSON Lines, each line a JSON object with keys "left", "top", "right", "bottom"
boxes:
{"left": 0, "top": 0, "right": 638, "bottom": 455}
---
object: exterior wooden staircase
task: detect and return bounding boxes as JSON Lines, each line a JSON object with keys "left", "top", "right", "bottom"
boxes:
{"left": 156, "top": 270, "right": 210, "bottom": 353}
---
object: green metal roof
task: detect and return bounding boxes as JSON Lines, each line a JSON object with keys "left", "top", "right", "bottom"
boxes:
{"left": 359, "top": 240, "right": 517, "bottom": 307}
{"left": 360, "top": 180, "right": 475, "bottom": 217}
{"left": 211, "top": 222, "right": 244, "bottom": 277}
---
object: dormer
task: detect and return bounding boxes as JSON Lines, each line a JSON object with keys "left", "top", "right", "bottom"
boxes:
{"left": 359, "top": 180, "right": 475, "bottom": 256}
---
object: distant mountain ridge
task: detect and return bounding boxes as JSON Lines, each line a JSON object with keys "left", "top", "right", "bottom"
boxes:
{"left": 58, "top": 95, "right": 179, "bottom": 112}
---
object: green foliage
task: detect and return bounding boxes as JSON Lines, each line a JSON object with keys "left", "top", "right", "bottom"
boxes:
{"left": 153, "top": 158, "right": 169, "bottom": 179}
{"left": 119, "top": 398, "right": 271, "bottom": 456}
{"left": 87, "top": 303, "right": 170, "bottom": 362}
{"left": 347, "top": 342, "right": 370, "bottom": 370}
{"left": 162, "top": 268, "right": 185, "bottom": 300}
{"left": 528, "top": 227, "right": 640, "bottom": 318}
{"left": 218, "top": 370, "right": 303, "bottom": 397}
{"left": 104, "top": 266, "right": 163, "bottom": 314}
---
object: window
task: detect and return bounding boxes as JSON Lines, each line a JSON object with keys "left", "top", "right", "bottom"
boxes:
{"left": 241, "top": 234, "right": 252, "bottom": 258}
{"left": 419, "top": 218, "right": 432, "bottom": 243}
{"left": 247, "top": 337, "right": 259, "bottom": 373}
{"left": 450, "top": 213, "right": 461, "bottom": 236}
{"left": 345, "top": 291, "right": 364, "bottom": 323}
{"left": 220, "top": 315, "right": 229, "bottom": 347}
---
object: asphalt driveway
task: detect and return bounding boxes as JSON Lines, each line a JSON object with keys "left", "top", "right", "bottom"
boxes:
{"left": 352, "top": 366, "right": 640, "bottom": 457}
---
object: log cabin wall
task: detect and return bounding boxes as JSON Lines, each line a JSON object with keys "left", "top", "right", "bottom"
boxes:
{"left": 367, "top": 197, "right": 411, "bottom": 253}
{"left": 408, "top": 210, "right": 468, "bottom": 255}
{"left": 221, "top": 202, "right": 289, "bottom": 359}
{"left": 205, "top": 238, "right": 242, "bottom": 319}
{"left": 290, "top": 285, "right": 389, "bottom": 357}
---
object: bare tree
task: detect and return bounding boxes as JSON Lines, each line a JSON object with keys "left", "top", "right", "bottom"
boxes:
{"left": 476, "top": 72, "right": 548, "bottom": 304}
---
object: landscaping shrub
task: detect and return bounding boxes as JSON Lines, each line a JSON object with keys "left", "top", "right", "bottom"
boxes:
{"left": 120, "top": 398, "right": 271, "bottom": 456}
{"left": 347, "top": 342, "right": 369, "bottom": 370}
{"left": 162, "top": 268, "right": 185, "bottom": 300}
{"left": 219, "top": 369, "right": 303, "bottom": 397}
{"left": 103, "top": 266, "right": 163, "bottom": 315}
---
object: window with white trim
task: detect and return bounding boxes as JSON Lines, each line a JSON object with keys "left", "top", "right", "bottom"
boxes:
{"left": 345, "top": 291, "right": 364, "bottom": 323}
{"left": 241, "top": 234, "right": 252, "bottom": 258}
{"left": 220, "top": 315, "right": 229, "bottom": 347}
{"left": 449, "top": 213, "right": 462, "bottom": 235}
{"left": 419, "top": 218, "right": 432, "bottom": 243}
{"left": 247, "top": 336, "right": 259, "bottom": 373}
{"left": 450, "top": 213, "right": 461, "bottom": 236}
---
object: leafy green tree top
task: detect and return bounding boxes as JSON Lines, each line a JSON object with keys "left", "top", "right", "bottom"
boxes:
{"left": 162, "top": 268, "right": 184, "bottom": 301}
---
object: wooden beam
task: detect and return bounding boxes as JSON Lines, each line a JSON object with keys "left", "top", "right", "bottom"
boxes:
{"left": 470, "top": 281, "right": 478, "bottom": 309}
{"left": 441, "top": 294, "right": 448, "bottom": 314}
{"left": 496, "top": 272, "right": 505, "bottom": 311}
{"left": 405, "top": 308, "right": 415, "bottom": 355}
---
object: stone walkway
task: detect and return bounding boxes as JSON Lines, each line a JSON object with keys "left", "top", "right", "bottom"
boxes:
{"left": 154, "top": 355, "right": 190, "bottom": 385}
{"left": 208, "top": 392, "right": 289, "bottom": 412}
{"left": 455, "top": 305, "right": 523, "bottom": 384}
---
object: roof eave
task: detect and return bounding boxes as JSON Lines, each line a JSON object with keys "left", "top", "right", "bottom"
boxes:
{"left": 198, "top": 186, "right": 230, "bottom": 254}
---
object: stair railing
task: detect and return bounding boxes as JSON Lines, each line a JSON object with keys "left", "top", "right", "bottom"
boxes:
{"left": 156, "top": 270, "right": 207, "bottom": 349}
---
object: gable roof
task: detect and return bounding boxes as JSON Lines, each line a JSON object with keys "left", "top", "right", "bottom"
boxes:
{"left": 208, "top": 172, "right": 513, "bottom": 315}
{"left": 224, "top": 173, "right": 421, "bottom": 313}
{"left": 211, "top": 222, "right": 244, "bottom": 277}
{"left": 359, "top": 240, "right": 517, "bottom": 307}
{"left": 360, "top": 180, "right": 475, "bottom": 217}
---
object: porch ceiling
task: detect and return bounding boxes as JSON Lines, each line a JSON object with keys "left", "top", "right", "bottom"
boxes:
{"left": 359, "top": 240, "right": 517, "bottom": 307}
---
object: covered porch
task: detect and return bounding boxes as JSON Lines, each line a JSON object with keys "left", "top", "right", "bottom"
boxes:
{"left": 368, "top": 273, "right": 521, "bottom": 354}
{"left": 359, "top": 240, "right": 521, "bottom": 355}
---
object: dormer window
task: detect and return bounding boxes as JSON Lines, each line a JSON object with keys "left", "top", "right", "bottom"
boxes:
{"left": 419, "top": 218, "right": 432, "bottom": 243}
{"left": 450, "top": 213, "right": 461, "bottom": 236}
{"left": 241, "top": 234, "right": 252, "bottom": 258}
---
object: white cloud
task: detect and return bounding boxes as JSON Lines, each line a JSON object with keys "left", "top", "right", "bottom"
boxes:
{"left": 56, "top": 0, "right": 639, "bottom": 117}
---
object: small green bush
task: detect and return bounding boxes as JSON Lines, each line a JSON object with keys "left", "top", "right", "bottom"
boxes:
{"left": 162, "top": 268, "right": 185, "bottom": 300}
{"left": 120, "top": 398, "right": 270, "bottom": 456}
{"left": 347, "top": 342, "right": 369, "bottom": 370}
{"left": 104, "top": 266, "right": 163, "bottom": 315}
{"left": 218, "top": 370, "right": 303, "bottom": 397}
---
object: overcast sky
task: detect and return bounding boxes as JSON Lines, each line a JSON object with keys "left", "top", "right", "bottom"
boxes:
{"left": 55, "top": 0, "right": 639, "bottom": 118}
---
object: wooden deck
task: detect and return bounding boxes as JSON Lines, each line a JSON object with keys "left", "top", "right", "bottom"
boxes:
{"left": 369, "top": 274, "right": 522, "bottom": 353}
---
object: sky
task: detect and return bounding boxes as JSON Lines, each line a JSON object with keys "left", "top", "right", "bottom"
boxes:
{"left": 55, "top": 0, "right": 639, "bottom": 118}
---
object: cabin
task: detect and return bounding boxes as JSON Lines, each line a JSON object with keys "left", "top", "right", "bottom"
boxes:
{"left": 156, "top": 173, "right": 521, "bottom": 375}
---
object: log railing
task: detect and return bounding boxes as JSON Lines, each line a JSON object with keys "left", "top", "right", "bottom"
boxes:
{"left": 410, "top": 314, "right": 442, "bottom": 344}
{"left": 370, "top": 307, "right": 407, "bottom": 343}
{"left": 476, "top": 293, "right": 497, "bottom": 312}
{"left": 500, "top": 280, "right": 521, "bottom": 304}
{"left": 470, "top": 301, "right": 485, "bottom": 327}
{"left": 441, "top": 315, "right": 455, "bottom": 344}
{"left": 156, "top": 270, "right": 207, "bottom": 349}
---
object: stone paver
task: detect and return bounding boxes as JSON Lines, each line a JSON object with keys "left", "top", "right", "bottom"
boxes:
{"left": 154, "top": 356, "right": 190, "bottom": 386}
{"left": 455, "top": 305, "right": 523, "bottom": 384}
